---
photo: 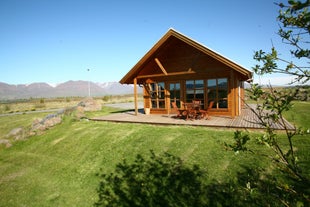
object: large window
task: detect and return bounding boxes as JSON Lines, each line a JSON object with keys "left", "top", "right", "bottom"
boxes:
{"left": 207, "top": 78, "right": 228, "bottom": 109}
{"left": 186, "top": 80, "right": 204, "bottom": 107}
{"left": 149, "top": 82, "right": 165, "bottom": 109}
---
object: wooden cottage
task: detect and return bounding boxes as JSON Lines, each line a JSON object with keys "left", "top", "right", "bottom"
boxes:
{"left": 120, "top": 29, "right": 252, "bottom": 117}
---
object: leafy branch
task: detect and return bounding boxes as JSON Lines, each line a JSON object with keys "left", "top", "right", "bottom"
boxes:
{"left": 227, "top": 1, "right": 310, "bottom": 204}
{"left": 253, "top": 0, "right": 310, "bottom": 84}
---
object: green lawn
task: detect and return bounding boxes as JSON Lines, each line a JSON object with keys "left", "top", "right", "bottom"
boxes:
{"left": 0, "top": 102, "right": 309, "bottom": 206}
{"left": 283, "top": 101, "right": 310, "bottom": 129}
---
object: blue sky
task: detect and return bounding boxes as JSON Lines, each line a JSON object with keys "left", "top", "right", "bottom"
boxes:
{"left": 0, "top": 0, "right": 296, "bottom": 85}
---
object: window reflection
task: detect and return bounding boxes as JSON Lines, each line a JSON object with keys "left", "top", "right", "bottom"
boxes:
{"left": 207, "top": 78, "right": 228, "bottom": 109}
{"left": 170, "top": 83, "right": 181, "bottom": 108}
{"left": 186, "top": 80, "right": 204, "bottom": 107}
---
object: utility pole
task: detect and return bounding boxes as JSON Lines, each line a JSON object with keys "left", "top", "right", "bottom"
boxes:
{"left": 87, "top": 69, "right": 91, "bottom": 97}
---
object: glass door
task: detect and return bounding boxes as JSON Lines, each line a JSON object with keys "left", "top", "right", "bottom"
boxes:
{"left": 207, "top": 78, "right": 228, "bottom": 109}
{"left": 185, "top": 80, "right": 204, "bottom": 108}
{"left": 170, "top": 82, "right": 181, "bottom": 108}
{"left": 150, "top": 82, "right": 165, "bottom": 109}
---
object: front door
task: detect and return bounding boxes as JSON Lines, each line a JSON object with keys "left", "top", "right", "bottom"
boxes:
{"left": 150, "top": 82, "right": 166, "bottom": 109}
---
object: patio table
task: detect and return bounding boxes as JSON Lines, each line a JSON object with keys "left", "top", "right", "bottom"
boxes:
{"left": 183, "top": 103, "right": 203, "bottom": 120}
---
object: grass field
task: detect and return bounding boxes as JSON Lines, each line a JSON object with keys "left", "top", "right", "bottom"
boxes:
{"left": 0, "top": 102, "right": 309, "bottom": 206}
{"left": 283, "top": 101, "right": 310, "bottom": 129}
{"left": 0, "top": 95, "right": 142, "bottom": 114}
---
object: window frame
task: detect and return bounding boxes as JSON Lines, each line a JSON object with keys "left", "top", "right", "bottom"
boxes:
{"left": 169, "top": 82, "right": 181, "bottom": 108}
{"left": 207, "top": 78, "right": 228, "bottom": 109}
{"left": 148, "top": 82, "right": 166, "bottom": 109}
{"left": 185, "top": 79, "right": 205, "bottom": 108}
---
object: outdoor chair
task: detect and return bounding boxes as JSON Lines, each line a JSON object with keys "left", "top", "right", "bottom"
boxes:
{"left": 192, "top": 100, "right": 201, "bottom": 109}
{"left": 189, "top": 100, "right": 214, "bottom": 120}
{"left": 198, "top": 101, "right": 214, "bottom": 120}
{"left": 171, "top": 102, "right": 188, "bottom": 119}
{"left": 190, "top": 100, "right": 203, "bottom": 119}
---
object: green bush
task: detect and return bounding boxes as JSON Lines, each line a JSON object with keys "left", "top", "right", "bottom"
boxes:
{"left": 4, "top": 104, "right": 10, "bottom": 111}
{"left": 102, "top": 95, "right": 111, "bottom": 102}
{"left": 94, "top": 151, "right": 308, "bottom": 207}
{"left": 94, "top": 151, "right": 209, "bottom": 207}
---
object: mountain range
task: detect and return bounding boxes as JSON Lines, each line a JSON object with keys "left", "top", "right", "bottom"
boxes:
{"left": 0, "top": 81, "right": 142, "bottom": 100}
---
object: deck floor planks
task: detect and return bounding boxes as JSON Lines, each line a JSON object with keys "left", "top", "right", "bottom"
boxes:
{"left": 91, "top": 105, "right": 295, "bottom": 130}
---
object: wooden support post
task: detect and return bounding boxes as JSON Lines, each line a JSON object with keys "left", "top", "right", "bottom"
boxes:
{"left": 166, "top": 89, "right": 170, "bottom": 116}
{"left": 134, "top": 77, "right": 138, "bottom": 116}
{"left": 238, "top": 80, "right": 241, "bottom": 116}
{"left": 230, "top": 71, "right": 236, "bottom": 118}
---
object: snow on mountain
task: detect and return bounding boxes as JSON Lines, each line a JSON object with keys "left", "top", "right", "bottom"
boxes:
{"left": 96, "top": 82, "right": 140, "bottom": 95}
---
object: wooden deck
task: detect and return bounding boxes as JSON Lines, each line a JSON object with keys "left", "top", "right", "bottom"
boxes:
{"left": 91, "top": 105, "right": 294, "bottom": 130}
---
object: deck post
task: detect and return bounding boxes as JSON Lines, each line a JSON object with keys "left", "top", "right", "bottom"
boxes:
{"left": 230, "top": 71, "right": 236, "bottom": 118}
{"left": 134, "top": 77, "right": 138, "bottom": 116}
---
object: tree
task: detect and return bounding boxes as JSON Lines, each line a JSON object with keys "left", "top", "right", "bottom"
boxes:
{"left": 94, "top": 151, "right": 209, "bottom": 207}
{"left": 253, "top": 0, "right": 310, "bottom": 84}
{"left": 94, "top": 151, "right": 293, "bottom": 207}
{"left": 226, "top": 0, "right": 310, "bottom": 205}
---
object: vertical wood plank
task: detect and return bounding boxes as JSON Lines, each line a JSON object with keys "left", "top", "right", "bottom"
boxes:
{"left": 134, "top": 78, "right": 138, "bottom": 116}
{"left": 230, "top": 71, "right": 235, "bottom": 118}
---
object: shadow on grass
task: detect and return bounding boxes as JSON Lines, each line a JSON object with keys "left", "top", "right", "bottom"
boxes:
{"left": 94, "top": 151, "right": 308, "bottom": 207}
{"left": 110, "top": 108, "right": 144, "bottom": 114}
{"left": 110, "top": 109, "right": 133, "bottom": 114}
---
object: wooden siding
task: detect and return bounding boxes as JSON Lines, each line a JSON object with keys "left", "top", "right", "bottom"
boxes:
{"left": 137, "top": 41, "right": 246, "bottom": 117}
{"left": 120, "top": 29, "right": 252, "bottom": 85}
{"left": 120, "top": 29, "right": 252, "bottom": 117}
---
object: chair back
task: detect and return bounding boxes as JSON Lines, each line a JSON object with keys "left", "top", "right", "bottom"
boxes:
{"left": 208, "top": 101, "right": 214, "bottom": 109}
{"left": 171, "top": 102, "right": 178, "bottom": 110}
{"left": 192, "top": 100, "right": 201, "bottom": 109}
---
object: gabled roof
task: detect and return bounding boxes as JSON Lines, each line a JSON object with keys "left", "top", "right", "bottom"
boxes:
{"left": 120, "top": 28, "right": 252, "bottom": 84}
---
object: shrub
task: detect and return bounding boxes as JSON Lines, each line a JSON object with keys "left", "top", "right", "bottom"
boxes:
{"left": 95, "top": 150, "right": 308, "bottom": 207}
{"left": 102, "top": 95, "right": 111, "bottom": 102}
{"left": 4, "top": 104, "right": 10, "bottom": 111}
{"left": 94, "top": 151, "right": 209, "bottom": 207}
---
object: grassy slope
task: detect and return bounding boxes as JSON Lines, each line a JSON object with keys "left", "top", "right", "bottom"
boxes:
{"left": 0, "top": 102, "right": 309, "bottom": 207}
{"left": 0, "top": 120, "right": 264, "bottom": 206}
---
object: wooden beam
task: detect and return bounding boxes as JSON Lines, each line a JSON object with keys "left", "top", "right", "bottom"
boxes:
{"left": 154, "top": 58, "right": 168, "bottom": 75}
{"left": 137, "top": 70, "right": 195, "bottom": 79}
{"left": 230, "top": 71, "right": 236, "bottom": 118}
{"left": 134, "top": 77, "right": 138, "bottom": 116}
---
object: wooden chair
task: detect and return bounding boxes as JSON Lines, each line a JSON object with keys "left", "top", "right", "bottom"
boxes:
{"left": 191, "top": 100, "right": 202, "bottom": 119}
{"left": 192, "top": 100, "right": 201, "bottom": 109}
{"left": 198, "top": 101, "right": 214, "bottom": 120}
{"left": 171, "top": 102, "right": 188, "bottom": 119}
